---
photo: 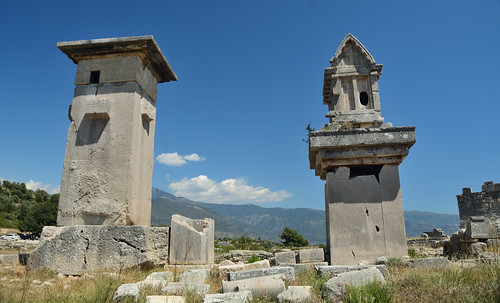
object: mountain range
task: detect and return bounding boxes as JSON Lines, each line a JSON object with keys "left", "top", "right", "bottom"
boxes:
{"left": 151, "top": 188, "right": 460, "bottom": 244}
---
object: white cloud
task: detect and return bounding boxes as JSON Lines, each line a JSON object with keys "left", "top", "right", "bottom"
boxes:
{"left": 156, "top": 152, "right": 206, "bottom": 166}
{"left": 25, "top": 180, "right": 60, "bottom": 194}
{"left": 168, "top": 175, "right": 293, "bottom": 204}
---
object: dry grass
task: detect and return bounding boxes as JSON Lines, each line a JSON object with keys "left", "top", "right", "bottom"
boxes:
{"left": 1, "top": 257, "right": 499, "bottom": 302}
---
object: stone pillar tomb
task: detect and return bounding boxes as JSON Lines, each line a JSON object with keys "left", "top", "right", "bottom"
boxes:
{"left": 309, "top": 34, "right": 416, "bottom": 265}
{"left": 57, "top": 36, "right": 177, "bottom": 226}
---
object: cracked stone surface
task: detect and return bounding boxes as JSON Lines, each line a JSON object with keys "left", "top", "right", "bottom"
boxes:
{"left": 30, "top": 225, "right": 169, "bottom": 275}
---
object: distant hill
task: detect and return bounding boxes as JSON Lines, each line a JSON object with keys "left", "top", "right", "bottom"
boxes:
{"left": 151, "top": 188, "right": 460, "bottom": 244}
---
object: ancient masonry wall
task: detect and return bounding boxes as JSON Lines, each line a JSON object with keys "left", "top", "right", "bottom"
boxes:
{"left": 457, "top": 181, "right": 500, "bottom": 228}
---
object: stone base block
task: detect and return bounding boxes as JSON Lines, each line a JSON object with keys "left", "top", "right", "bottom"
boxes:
{"left": 169, "top": 214, "right": 214, "bottom": 265}
{"left": 296, "top": 248, "right": 324, "bottom": 263}
{"left": 30, "top": 225, "right": 169, "bottom": 275}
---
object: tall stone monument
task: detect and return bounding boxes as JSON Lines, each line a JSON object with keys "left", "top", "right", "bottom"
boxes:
{"left": 309, "top": 34, "right": 416, "bottom": 265}
{"left": 57, "top": 36, "right": 177, "bottom": 226}
{"left": 30, "top": 36, "right": 177, "bottom": 275}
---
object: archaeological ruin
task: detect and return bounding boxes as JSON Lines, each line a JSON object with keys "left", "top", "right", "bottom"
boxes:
{"left": 309, "top": 34, "right": 416, "bottom": 265}
{"left": 30, "top": 36, "right": 214, "bottom": 275}
{"left": 445, "top": 181, "right": 500, "bottom": 256}
{"left": 56, "top": 36, "right": 177, "bottom": 226}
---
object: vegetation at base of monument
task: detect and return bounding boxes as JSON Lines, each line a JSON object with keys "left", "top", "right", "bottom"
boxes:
{"left": 343, "top": 281, "right": 392, "bottom": 303}
{"left": 1, "top": 258, "right": 500, "bottom": 303}
{"left": 0, "top": 181, "right": 59, "bottom": 235}
{"left": 280, "top": 226, "right": 309, "bottom": 247}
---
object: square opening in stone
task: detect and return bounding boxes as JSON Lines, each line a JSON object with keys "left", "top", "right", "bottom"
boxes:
{"left": 90, "top": 71, "right": 100, "bottom": 84}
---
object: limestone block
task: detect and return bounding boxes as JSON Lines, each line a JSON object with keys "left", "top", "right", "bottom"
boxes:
{"left": 222, "top": 274, "right": 285, "bottom": 298}
{"left": 277, "top": 286, "right": 312, "bottom": 303}
{"left": 275, "top": 251, "right": 296, "bottom": 265}
{"left": 316, "top": 265, "right": 387, "bottom": 278}
{"left": 112, "top": 283, "right": 140, "bottom": 302}
{"left": 243, "top": 259, "right": 270, "bottom": 270}
{"left": 228, "top": 250, "right": 273, "bottom": 262}
{"left": 228, "top": 266, "right": 295, "bottom": 281}
{"left": 30, "top": 225, "right": 169, "bottom": 275}
{"left": 324, "top": 267, "right": 386, "bottom": 302}
{"left": 296, "top": 248, "right": 324, "bottom": 263}
{"left": 162, "top": 282, "right": 210, "bottom": 295}
{"left": 203, "top": 291, "right": 253, "bottom": 303}
{"left": 138, "top": 279, "right": 166, "bottom": 290}
{"left": 219, "top": 259, "right": 270, "bottom": 280}
{"left": 146, "top": 271, "right": 174, "bottom": 282}
{"left": 146, "top": 296, "right": 185, "bottom": 303}
{"left": 169, "top": 215, "right": 214, "bottom": 265}
{"left": 280, "top": 262, "right": 328, "bottom": 274}
{"left": 179, "top": 269, "right": 209, "bottom": 284}
{"left": 469, "top": 242, "right": 487, "bottom": 255}
{"left": 219, "top": 260, "right": 235, "bottom": 266}
{"left": 375, "top": 257, "right": 388, "bottom": 265}
{"left": 409, "top": 257, "right": 450, "bottom": 268}
{"left": 0, "top": 254, "right": 19, "bottom": 265}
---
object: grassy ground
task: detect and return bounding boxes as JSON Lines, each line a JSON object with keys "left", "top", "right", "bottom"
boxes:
{"left": 0, "top": 258, "right": 499, "bottom": 302}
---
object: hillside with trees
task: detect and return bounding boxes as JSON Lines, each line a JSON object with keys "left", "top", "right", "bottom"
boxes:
{"left": 0, "top": 181, "right": 58, "bottom": 235}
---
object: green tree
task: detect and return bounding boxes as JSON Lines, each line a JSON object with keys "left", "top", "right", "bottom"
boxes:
{"left": 280, "top": 227, "right": 309, "bottom": 247}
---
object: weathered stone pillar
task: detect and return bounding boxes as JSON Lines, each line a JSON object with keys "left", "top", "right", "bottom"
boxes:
{"left": 309, "top": 34, "right": 415, "bottom": 265}
{"left": 56, "top": 36, "right": 177, "bottom": 226}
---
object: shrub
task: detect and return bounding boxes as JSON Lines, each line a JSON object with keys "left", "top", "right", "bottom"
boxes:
{"left": 280, "top": 227, "right": 309, "bottom": 247}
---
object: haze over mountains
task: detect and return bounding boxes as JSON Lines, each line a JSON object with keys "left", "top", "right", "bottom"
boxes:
{"left": 151, "top": 188, "right": 460, "bottom": 244}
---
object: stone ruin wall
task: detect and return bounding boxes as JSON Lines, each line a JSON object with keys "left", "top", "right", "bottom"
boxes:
{"left": 457, "top": 181, "right": 500, "bottom": 229}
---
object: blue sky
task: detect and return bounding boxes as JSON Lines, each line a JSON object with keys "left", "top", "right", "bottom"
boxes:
{"left": 1, "top": 1, "right": 499, "bottom": 214}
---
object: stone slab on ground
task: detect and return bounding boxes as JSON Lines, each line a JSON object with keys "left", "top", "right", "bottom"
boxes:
{"left": 316, "top": 265, "right": 387, "bottom": 277}
{"left": 279, "top": 262, "right": 328, "bottom": 274}
{"left": 409, "top": 257, "right": 451, "bottom": 268}
{"left": 113, "top": 283, "right": 141, "bottom": 302}
{"left": 296, "top": 248, "right": 324, "bottom": 263}
{"left": 277, "top": 286, "right": 312, "bottom": 303}
{"left": 169, "top": 214, "right": 214, "bottom": 265}
{"left": 219, "top": 260, "right": 270, "bottom": 281}
{"left": 146, "top": 295, "right": 185, "bottom": 303}
{"left": 0, "top": 254, "right": 19, "bottom": 265}
{"left": 324, "top": 267, "right": 386, "bottom": 302}
{"left": 162, "top": 282, "right": 210, "bottom": 295}
{"left": 203, "top": 291, "right": 253, "bottom": 303}
{"left": 146, "top": 271, "right": 175, "bottom": 281}
{"left": 30, "top": 225, "right": 169, "bottom": 275}
{"left": 222, "top": 274, "right": 285, "bottom": 298}
{"left": 179, "top": 269, "right": 209, "bottom": 284}
{"left": 228, "top": 266, "right": 295, "bottom": 281}
{"left": 275, "top": 251, "right": 296, "bottom": 265}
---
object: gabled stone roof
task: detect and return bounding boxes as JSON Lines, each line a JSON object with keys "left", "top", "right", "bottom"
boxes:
{"left": 330, "top": 33, "right": 376, "bottom": 66}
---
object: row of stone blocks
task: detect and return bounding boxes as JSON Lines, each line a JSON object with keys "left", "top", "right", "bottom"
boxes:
{"left": 29, "top": 214, "right": 214, "bottom": 275}
{"left": 274, "top": 247, "right": 325, "bottom": 265}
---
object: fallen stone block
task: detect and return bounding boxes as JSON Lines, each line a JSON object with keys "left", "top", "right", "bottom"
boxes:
{"left": 146, "top": 295, "right": 185, "bottom": 303}
{"left": 228, "top": 250, "right": 274, "bottom": 262}
{"left": 296, "top": 248, "right": 324, "bottom": 263}
{"left": 30, "top": 225, "right": 169, "bottom": 275}
{"left": 409, "top": 257, "right": 450, "bottom": 268}
{"left": 323, "top": 267, "right": 386, "bottom": 302}
{"left": 146, "top": 271, "right": 174, "bottom": 281}
{"left": 162, "top": 282, "right": 210, "bottom": 295}
{"left": 275, "top": 251, "right": 296, "bottom": 265}
{"left": 222, "top": 274, "right": 285, "bottom": 298}
{"left": 218, "top": 260, "right": 235, "bottom": 266}
{"left": 277, "top": 286, "right": 312, "bottom": 303}
{"left": 316, "top": 265, "right": 387, "bottom": 277}
{"left": 179, "top": 269, "right": 209, "bottom": 284}
{"left": 470, "top": 242, "right": 487, "bottom": 255}
{"left": 203, "top": 291, "right": 253, "bottom": 303}
{"left": 280, "top": 262, "right": 328, "bottom": 274}
{"left": 375, "top": 256, "right": 388, "bottom": 265}
{"left": 228, "top": 266, "right": 295, "bottom": 281}
{"left": 113, "top": 283, "right": 140, "bottom": 302}
{"left": 219, "top": 260, "right": 270, "bottom": 280}
{"left": 0, "top": 254, "right": 19, "bottom": 265}
{"left": 138, "top": 279, "right": 166, "bottom": 290}
{"left": 169, "top": 214, "right": 214, "bottom": 265}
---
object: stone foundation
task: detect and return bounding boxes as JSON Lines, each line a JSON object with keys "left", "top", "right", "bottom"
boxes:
{"left": 30, "top": 225, "right": 169, "bottom": 275}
